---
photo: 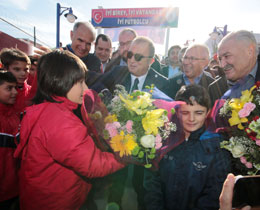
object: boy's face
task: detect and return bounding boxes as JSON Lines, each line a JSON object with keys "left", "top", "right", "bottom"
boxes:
{"left": 67, "top": 80, "right": 88, "bottom": 104}
{"left": 0, "top": 81, "right": 18, "bottom": 105}
{"left": 179, "top": 103, "right": 208, "bottom": 137}
{"left": 7, "top": 61, "right": 29, "bottom": 86}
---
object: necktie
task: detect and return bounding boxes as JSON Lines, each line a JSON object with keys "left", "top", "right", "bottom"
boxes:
{"left": 131, "top": 78, "right": 139, "bottom": 92}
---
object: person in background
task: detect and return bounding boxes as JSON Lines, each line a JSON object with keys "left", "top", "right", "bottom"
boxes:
{"left": 160, "top": 45, "right": 182, "bottom": 78}
{"left": 104, "top": 28, "right": 137, "bottom": 73}
{"left": 14, "top": 50, "right": 125, "bottom": 210}
{"left": 27, "top": 56, "right": 37, "bottom": 86}
{"left": 168, "top": 44, "right": 215, "bottom": 100}
{"left": 94, "top": 34, "right": 112, "bottom": 73}
{"left": 144, "top": 84, "right": 231, "bottom": 210}
{"left": 0, "top": 48, "right": 36, "bottom": 113}
{"left": 0, "top": 71, "right": 19, "bottom": 210}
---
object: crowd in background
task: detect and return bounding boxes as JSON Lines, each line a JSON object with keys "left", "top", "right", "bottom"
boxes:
{"left": 0, "top": 20, "right": 259, "bottom": 210}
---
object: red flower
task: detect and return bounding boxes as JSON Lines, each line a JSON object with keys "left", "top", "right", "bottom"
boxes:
{"left": 246, "top": 128, "right": 257, "bottom": 141}
{"left": 255, "top": 81, "right": 260, "bottom": 88}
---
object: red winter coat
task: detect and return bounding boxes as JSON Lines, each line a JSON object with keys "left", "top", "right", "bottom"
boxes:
{"left": 14, "top": 94, "right": 124, "bottom": 210}
{"left": 14, "top": 79, "right": 37, "bottom": 114}
{"left": 0, "top": 103, "right": 20, "bottom": 202}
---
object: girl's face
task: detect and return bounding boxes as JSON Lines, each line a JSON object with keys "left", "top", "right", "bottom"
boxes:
{"left": 66, "top": 80, "right": 87, "bottom": 104}
{"left": 179, "top": 103, "right": 208, "bottom": 138}
{"left": 7, "top": 61, "right": 29, "bottom": 86}
{"left": 0, "top": 81, "right": 18, "bottom": 105}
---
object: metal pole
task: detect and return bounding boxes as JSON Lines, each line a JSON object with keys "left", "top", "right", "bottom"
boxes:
{"left": 164, "top": 27, "right": 170, "bottom": 57}
{"left": 33, "top": 26, "right": 36, "bottom": 47}
{"left": 56, "top": 3, "right": 61, "bottom": 48}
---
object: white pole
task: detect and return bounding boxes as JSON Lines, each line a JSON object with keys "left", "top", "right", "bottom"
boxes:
{"left": 164, "top": 27, "right": 170, "bottom": 57}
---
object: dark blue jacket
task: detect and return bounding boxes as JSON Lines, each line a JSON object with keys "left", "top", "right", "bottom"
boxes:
{"left": 144, "top": 127, "right": 231, "bottom": 210}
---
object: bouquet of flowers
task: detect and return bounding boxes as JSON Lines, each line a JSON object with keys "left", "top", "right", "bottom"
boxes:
{"left": 219, "top": 82, "right": 260, "bottom": 174}
{"left": 99, "top": 85, "right": 177, "bottom": 168}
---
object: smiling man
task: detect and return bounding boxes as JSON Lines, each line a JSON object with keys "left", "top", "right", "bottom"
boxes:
{"left": 65, "top": 21, "right": 101, "bottom": 74}
{"left": 216, "top": 30, "right": 260, "bottom": 99}
{"left": 168, "top": 44, "right": 215, "bottom": 100}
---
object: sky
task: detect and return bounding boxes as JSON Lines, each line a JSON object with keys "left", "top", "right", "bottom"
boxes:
{"left": 1, "top": 0, "right": 260, "bottom": 56}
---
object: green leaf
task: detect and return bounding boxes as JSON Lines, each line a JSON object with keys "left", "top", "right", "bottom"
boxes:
{"left": 132, "top": 146, "right": 140, "bottom": 156}
{"left": 103, "top": 130, "right": 110, "bottom": 140}
{"left": 171, "top": 108, "right": 175, "bottom": 115}
{"left": 148, "top": 154, "right": 155, "bottom": 159}
{"left": 138, "top": 151, "right": 144, "bottom": 158}
{"left": 150, "top": 148, "right": 156, "bottom": 153}
{"left": 144, "top": 164, "right": 152, "bottom": 168}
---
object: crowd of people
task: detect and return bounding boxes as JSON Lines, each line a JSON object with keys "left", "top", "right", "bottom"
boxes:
{"left": 0, "top": 20, "right": 259, "bottom": 210}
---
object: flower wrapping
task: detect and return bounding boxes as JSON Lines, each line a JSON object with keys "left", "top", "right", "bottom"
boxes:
{"left": 81, "top": 86, "right": 177, "bottom": 168}
{"left": 219, "top": 82, "right": 260, "bottom": 175}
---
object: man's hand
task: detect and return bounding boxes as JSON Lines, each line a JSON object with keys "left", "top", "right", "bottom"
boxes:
{"left": 219, "top": 173, "right": 251, "bottom": 210}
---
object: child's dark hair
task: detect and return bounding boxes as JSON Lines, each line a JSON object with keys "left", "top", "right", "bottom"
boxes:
{"left": 175, "top": 84, "right": 211, "bottom": 110}
{"left": 0, "top": 48, "right": 30, "bottom": 68}
{"left": 0, "top": 71, "right": 17, "bottom": 85}
{"left": 33, "top": 50, "right": 87, "bottom": 104}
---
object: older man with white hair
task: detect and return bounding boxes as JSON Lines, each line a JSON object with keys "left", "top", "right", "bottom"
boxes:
{"left": 214, "top": 30, "right": 260, "bottom": 99}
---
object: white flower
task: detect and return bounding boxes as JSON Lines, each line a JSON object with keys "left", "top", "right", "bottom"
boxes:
{"left": 231, "top": 144, "right": 246, "bottom": 158}
{"left": 140, "top": 135, "right": 155, "bottom": 148}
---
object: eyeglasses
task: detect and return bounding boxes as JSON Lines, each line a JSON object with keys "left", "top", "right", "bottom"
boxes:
{"left": 119, "top": 40, "right": 132, "bottom": 48}
{"left": 182, "top": 56, "right": 206, "bottom": 62}
{"left": 127, "top": 51, "right": 153, "bottom": 62}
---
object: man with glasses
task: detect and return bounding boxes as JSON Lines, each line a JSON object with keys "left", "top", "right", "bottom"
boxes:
{"left": 97, "top": 36, "right": 171, "bottom": 210}
{"left": 104, "top": 28, "right": 137, "bottom": 73}
{"left": 168, "top": 44, "right": 215, "bottom": 101}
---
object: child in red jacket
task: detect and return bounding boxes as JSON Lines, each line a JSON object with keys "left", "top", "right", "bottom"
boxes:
{"left": 0, "top": 48, "right": 36, "bottom": 114}
{"left": 0, "top": 71, "right": 20, "bottom": 210}
{"left": 14, "top": 50, "right": 125, "bottom": 210}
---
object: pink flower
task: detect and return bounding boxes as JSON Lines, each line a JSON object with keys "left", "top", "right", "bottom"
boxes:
{"left": 256, "top": 139, "right": 260, "bottom": 146}
{"left": 126, "top": 120, "right": 133, "bottom": 133}
{"left": 240, "top": 156, "right": 247, "bottom": 164}
{"left": 105, "top": 122, "right": 120, "bottom": 137}
{"left": 245, "top": 162, "right": 253, "bottom": 169}
{"left": 155, "top": 134, "right": 162, "bottom": 143}
{"left": 238, "top": 102, "right": 256, "bottom": 118}
{"left": 155, "top": 142, "right": 162, "bottom": 149}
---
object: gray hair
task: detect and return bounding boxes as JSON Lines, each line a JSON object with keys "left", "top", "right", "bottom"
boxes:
{"left": 73, "top": 21, "right": 96, "bottom": 39}
{"left": 220, "top": 30, "right": 258, "bottom": 54}
{"left": 186, "top": 44, "right": 210, "bottom": 59}
{"left": 119, "top": 28, "right": 137, "bottom": 38}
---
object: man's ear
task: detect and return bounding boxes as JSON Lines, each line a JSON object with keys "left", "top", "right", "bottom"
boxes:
{"left": 149, "top": 57, "right": 155, "bottom": 65}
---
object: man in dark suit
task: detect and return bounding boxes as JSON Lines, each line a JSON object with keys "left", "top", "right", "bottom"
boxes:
{"left": 168, "top": 44, "right": 215, "bottom": 103}
{"left": 94, "top": 34, "right": 112, "bottom": 73}
{"left": 211, "top": 30, "right": 260, "bottom": 100}
{"left": 97, "top": 36, "right": 171, "bottom": 210}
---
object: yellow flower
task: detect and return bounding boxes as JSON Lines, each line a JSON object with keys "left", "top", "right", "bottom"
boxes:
{"left": 119, "top": 93, "right": 154, "bottom": 115}
{"left": 229, "top": 110, "right": 248, "bottom": 129}
{"left": 110, "top": 133, "right": 137, "bottom": 157}
{"left": 142, "top": 109, "right": 165, "bottom": 135}
{"left": 104, "top": 114, "right": 118, "bottom": 123}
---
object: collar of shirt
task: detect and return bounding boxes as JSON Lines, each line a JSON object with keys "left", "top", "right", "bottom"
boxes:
{"left": 183, "top": 71, "right": 204, "bottom": 85}
{"left": 130, "top": 73, "right": 148, "bottom": 92}
{"left": 227, "top": 62, "right": 258, "bottom": 87}
{"left": 168, "top": 65, "right": 181, "bottom": 79}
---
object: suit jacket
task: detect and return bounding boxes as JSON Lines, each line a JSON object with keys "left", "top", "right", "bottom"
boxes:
{"left": 93, "top": 66, "right": 171, "bottom": 97}
{"left": 168, "top": 72, "right": 215, "bottom": 100}
{"left": 159, "top": 65, "right": 182, "bottom": 78}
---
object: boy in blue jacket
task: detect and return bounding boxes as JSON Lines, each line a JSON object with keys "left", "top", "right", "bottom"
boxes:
{"left": 144, "top": 84, "right": 231, "bottom": 210}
